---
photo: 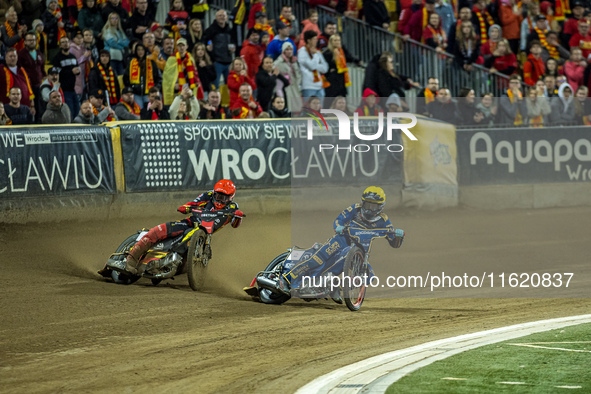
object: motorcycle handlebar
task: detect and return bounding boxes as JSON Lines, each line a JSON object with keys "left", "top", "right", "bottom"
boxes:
{"left": 190, "top": 209, "right": 246, "bottom": 218}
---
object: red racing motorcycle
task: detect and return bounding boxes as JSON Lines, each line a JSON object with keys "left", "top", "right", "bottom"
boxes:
{"left": 99, "top": 209, "right": 244, "bottom": 291}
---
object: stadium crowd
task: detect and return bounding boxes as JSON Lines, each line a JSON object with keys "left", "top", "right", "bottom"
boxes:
{"left": 0, "top": 0, "right": 590, "bottom": 127}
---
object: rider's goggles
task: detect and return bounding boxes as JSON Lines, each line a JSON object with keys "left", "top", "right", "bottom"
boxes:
{"left": 362, "top": 201, "right": 383, "bottom": 212}
{"left": 213, "top": 191, "right": 232, "bottom": 204}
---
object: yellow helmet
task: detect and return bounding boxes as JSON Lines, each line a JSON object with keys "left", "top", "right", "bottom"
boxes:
{"left": 360, "top": 186, "right": 386, "bottom": 222}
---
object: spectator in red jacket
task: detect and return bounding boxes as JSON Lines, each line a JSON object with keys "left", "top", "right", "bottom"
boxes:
{"left": 227, "top": 57, "right": 256, "bottom": 108}
{"left": 563, "top": 1, "right": 586, "bottom": 46}
{"left": 486, "top": 38, "right": 518, "bottom": 75}
{"left": 230, "top": 83, "right": 263, "bottom": 119}
{"left": 405, "top": 0, "right": 436, "bottom": 42}
{"left": 564, "top": 47, "right": 587, "bottom": 91}
{"left": 398, "top": 0, "right": 421, "bottom": 36}
{"left": 240, "top": 28, "right": 266, "bottom": 80}
{"left": 524, "top": 40, "right": 545, "bottom": 86}
{"left": 247, "top": 0, "right": 266, "bottom": 30}
{"left": 569, "top": 19, "right": 591, "bottom": 61}
{"left": 499, "top": 0, "right": 524, "bottom": 54}
{"left": 423, "top": 12, "right": 447, "bottom": 53}
{"left": 355, "top": 88, "right": 382, "bottom": 116}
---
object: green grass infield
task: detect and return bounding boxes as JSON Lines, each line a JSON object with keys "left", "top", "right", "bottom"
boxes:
{"left": 388, "top": 323, "right": 591, "bottom": 393}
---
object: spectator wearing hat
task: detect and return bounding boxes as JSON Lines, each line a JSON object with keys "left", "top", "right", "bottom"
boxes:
{"left": 88, "top": 88, "right": 117, "bottom": 121}
{"left": 569, "top": 19, "right": 591, "bottom": 61}
{"left": 203, "top": 9, "right": 234, "bottom": 89}
{"left": 52, "top": 36, "right": 81, "bottom": 120}
{"left": 115, "top": 86, "right": 141, "bottom": 120}
{"left": 563, "top": 2, "right": 586, "bottom": 46}
{"left": 524, "top": 40, "right": 546, "bottom": 86}
{"left": 5, "top": 87, "right": 34, "bottom": 125}
{"left": 42, "top": 89, "right": 71, "bottom": 124}
{"left": 274, "top": 41, "right": 302, "bottom": 113}
{"left": 141, "top": 86, "right": 170, "bottom": 120}
{"left": 128, "top": 0, "right": 153, "bottom": 41}
{"left": 266, "top": 21, "right": 295, "bottom": 60}
{"left": 88, "top": 50, "right": 121, "bottom": 106}
{"left": 298, "top": 30, "right": 329, "bottom": 100}
{"left": 247, "top": 0, "right": 265, "bottom": 30}
{"left": 18, "top": 32, "right": 46, "bottom": 122}
{"left": 101, "top": 0, "right": 129, "bottom": 29}
{"left": 526, "top": 15, "right": 549, "bottom": 51}
{"left": 39, "top": 66, "right": 63, "bottom": 116}
{"left": 78, "top": 0, "right": 104, "bottom": 40}
{"left": 74, "top": 99, "right": 116, "bottom": 124}
{"left": 163, "top": 38, "right": 203, "bottom": 106}
{"left": 125, "top": 43, "right": 161, "bottom": 109}
{"left": 150, "top": 23, "right": 165, "bottom": 48}
{"left": 355, "top": 88, "right": 383, "bottom": 117}
{"left": 32, "top": 19, "right": 47, "bottom": 58}
{"left": 253, "top": 11, "right": 274, "bottom": 40}
{"left": 241, "top": 28, "right": 266, "bottom": 80}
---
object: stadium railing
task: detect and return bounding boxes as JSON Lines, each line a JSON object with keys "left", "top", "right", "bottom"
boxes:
{"left": 205, "top": 0, "right": 514, "bottom": 97}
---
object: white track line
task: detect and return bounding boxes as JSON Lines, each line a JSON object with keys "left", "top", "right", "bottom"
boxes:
{"left": 295, "top": 314, "right": 591, "bottom": 394}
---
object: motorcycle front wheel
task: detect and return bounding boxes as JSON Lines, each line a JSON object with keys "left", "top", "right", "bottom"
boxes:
{"left": 259, "top": 252, "right": 291, "bottom": 305}
{"left": 187, "top": 229, "right": 207, "bottom": 291}
{"left": 111, "top": 234, "right": 141, "bottom": 285}
{"left": 342, "top": 246, "right": 366, "bottom": 311}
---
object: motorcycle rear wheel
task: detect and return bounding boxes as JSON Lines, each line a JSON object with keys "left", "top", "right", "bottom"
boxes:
{"left": 343, "top": 246, "right": 366, "bottom": 311}
{"left": 259, "top": 252, "right": 291, "bottom": 305}
{"left": 111, "top": 234, "right": 141, "bottom": 285}
{"left": 187, "top": 229, "right": 207, "bottom": 291}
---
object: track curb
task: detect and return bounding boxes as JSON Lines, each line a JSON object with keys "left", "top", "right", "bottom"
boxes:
{"left": 295, "top": 314, "right": 591, "bottom": 394}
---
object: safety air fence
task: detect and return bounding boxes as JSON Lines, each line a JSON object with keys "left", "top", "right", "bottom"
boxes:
{"left": 0, "top": 118, "right": 590, "bottom": 221}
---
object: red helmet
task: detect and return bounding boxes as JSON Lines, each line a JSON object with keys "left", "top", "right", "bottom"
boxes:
{"left": 213, "top": 179, "right": 236, "bottom": 209}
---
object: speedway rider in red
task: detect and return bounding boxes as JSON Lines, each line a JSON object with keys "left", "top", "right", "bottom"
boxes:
{"left": 109, "top": 179, "right": 243, "bottom": 275}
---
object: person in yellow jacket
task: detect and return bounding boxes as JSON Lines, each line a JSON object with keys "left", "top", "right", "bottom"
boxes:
{"left": 162, "top": 37, "right": 203, "bottom": 105}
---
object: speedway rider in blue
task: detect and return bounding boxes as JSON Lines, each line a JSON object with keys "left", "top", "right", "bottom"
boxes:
{"left": 281, "top": 186, "right": 405, "bottom": 302}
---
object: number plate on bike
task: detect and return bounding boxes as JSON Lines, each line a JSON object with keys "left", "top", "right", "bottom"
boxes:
{"left": 288, "top": 250, "right": 305, "bottom": 261}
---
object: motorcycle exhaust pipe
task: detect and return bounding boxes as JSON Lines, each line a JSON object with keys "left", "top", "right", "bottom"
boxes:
{"left": 256, "top": 276, "right": 290, "bottom": 295}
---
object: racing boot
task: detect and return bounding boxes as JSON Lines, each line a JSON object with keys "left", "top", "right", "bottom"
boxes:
{"left": 330, "top": 288, "right": 343, "bottom": 304}
{"left": 123, "top": 239, "right": 152, "bottom": 275}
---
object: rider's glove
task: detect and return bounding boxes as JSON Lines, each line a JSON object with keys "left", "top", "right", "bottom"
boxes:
{"left": 391, "top": 229, "right": 405, "bottom": 248}
{"left": 231, "top": 210, "right": 244, "bottom": 228}
{"left": 178, "top": 205, "right": 192, "bottom": 214}
{"left": 335, "top": 225, "right": 345, "bottom": 235}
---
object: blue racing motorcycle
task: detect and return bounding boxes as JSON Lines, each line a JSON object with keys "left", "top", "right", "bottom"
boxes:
{"left": 244, "top": 222, "right": 395, "bottom": 311}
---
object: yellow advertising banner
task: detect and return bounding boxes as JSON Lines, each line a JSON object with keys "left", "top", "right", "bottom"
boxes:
{"left": 402, "top": 117, "right": 458, "bottom": 186}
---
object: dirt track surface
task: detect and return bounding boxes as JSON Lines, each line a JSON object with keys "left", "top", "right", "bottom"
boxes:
{"left": 1, "top": 205, "right": 590, "bottom": 393}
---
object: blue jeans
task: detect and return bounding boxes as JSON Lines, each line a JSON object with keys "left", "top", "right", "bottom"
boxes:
{"left": 213, "top": 62, "right": 230, "bottom": 88}
{"left": 63, "top": 91, "right": 80, "bottom": 121}
{"left": 134, "top": 94, "right": 149, "bottom": 109}
{"left": 301, "top": 88, "right": 325, "bottom": 99}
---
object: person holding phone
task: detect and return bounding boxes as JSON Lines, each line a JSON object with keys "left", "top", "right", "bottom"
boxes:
{"left": 141, "top": 87, "right": 170, "bottom": 120}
